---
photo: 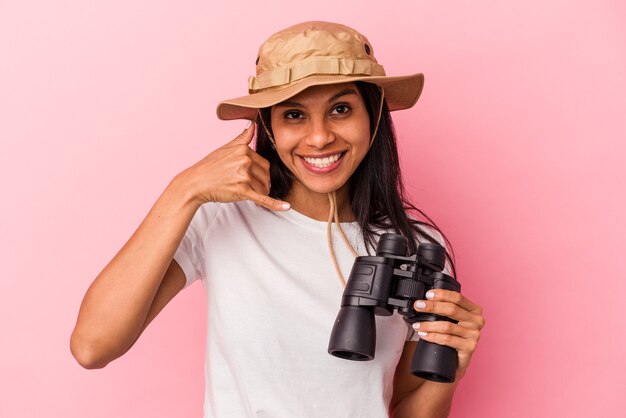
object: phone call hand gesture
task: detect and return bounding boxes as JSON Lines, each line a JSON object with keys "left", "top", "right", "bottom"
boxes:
{"left": 180, "top": 122, "right": 290, "bottom": 211}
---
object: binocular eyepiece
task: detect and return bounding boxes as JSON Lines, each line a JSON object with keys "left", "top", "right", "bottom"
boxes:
{"left": 328, "top": 233, "right": 461, "bottom": 383}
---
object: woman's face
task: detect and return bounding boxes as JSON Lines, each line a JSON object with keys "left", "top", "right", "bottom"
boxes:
{"left": 269, "top": 82, "right": 371, "bottom": 197}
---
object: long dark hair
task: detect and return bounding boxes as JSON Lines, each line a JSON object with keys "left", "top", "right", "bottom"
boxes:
{"left": 255, "top": 81, "right": 456, "bottom": 276}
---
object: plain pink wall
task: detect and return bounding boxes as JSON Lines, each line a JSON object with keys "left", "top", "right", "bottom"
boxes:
{"left": 1, "top": 1, "right": 624, "bottom": 417}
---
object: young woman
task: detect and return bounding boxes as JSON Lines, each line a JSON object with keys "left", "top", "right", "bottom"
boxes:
{"left": 71, "top": 21, "right": 485, "bottom": 418}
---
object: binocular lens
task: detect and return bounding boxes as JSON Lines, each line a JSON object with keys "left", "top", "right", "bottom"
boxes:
{"left": 417, "top": 243, "right": 446, "bottom": 271}
{"left": 410, "top": 340, "right": 458, "bottom": 383}
{"left": 376, "top": 233, "right": 408, "bottom": 256}
{"left": 328, "top": 307, "right": 376, "bottom": 361}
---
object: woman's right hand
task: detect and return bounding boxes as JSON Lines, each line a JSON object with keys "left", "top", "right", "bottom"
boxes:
{"left": 180, "top": 122, "right": 290, "bottom": 211}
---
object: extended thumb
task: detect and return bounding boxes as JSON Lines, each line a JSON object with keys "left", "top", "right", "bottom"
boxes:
{"left": 234, "top": 120, "right": 255, "bottom": 144}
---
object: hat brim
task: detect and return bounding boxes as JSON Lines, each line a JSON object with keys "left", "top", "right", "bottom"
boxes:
{"left": 216, "top": 73, "right": 424, "bottom": 121}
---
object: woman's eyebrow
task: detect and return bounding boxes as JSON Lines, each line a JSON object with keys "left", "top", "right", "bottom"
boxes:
{"left": 274, "top": 89, "right": 359, "bottom": 109}
{"left": 327, "top": 89, "right": 358, "bottom": 103}
{"left": 274, "top": 101, "right": 304, "bottom": 109}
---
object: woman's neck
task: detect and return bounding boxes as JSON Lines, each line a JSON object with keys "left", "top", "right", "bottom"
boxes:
{"left": 286, "top": 181, "right": 355, "bottom": 222}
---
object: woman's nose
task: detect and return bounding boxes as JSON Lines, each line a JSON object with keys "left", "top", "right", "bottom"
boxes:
{"left": 305, "top": 117, "right": 336, "bottom": 149}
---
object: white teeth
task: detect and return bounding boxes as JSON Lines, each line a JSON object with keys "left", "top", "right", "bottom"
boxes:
{"left": 303, "top": 153, "right": 342, "bottom": 168}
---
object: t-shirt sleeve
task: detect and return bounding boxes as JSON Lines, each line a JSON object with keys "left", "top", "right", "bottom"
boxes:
{"left": 406, "top": 224, "right": 453, "bottom": 342}
{"left": 173, "top": 202, "right": 221, "bottom": 288}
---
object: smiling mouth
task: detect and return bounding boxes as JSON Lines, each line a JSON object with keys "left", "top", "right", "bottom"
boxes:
{"left": 301, "top": 152, "right": 345, "bottom": 169}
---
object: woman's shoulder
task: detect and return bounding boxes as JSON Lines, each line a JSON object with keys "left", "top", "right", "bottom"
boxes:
{"left": 413, "top": 222, "right": 446, "bottom": 247}
{"left": 368, "top": 214, "right": 445, "bottom": 245}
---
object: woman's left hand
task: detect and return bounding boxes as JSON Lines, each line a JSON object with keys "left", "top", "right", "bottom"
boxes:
{"left": 412, "top": 290, "right": 486, "bottom": 381}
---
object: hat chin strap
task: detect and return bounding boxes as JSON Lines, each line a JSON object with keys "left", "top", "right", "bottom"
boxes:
{"left": 327, "top": 190, "right": 358, "bottom": 287}
{"left": 258, "top": 86, "right": 386, "bottom": 288}
{"left": 257, "top": 109, "right": 277, "bottom": 149}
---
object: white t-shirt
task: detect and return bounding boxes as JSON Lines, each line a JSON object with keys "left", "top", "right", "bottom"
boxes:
{"left": 174, "top": 200, "right": 421, "bottom": 418}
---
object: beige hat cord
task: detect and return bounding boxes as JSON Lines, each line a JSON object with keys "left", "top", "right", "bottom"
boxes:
{"left": 257, "top": 109, "right": 277, "bottom": 149}
{"left": 327, "top": 191, "right": 356, "bottom": 287}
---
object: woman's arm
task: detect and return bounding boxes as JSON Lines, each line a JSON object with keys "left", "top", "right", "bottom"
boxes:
{"left": 391, "top": 290, "right": 485, "bottom": 417}
{"left": 70, "top": 123, "right": 289, "bottom": 369}
{"left": 70, "top": 177, "right": 200, "bottom": 369}
{"left": 390, "top": 343, "right": 458, "bottom": 418}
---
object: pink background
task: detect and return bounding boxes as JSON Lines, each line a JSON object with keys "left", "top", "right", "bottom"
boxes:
{"left": 1, "top": 1, "right": 624, "bottom": 417}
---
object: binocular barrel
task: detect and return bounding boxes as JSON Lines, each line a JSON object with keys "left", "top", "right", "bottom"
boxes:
{"left": 328, "top": 233, "right": 461, "bottom": 383}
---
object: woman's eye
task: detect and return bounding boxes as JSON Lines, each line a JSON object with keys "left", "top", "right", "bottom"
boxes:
{"left": 284, "top": 111, "right": 303, "bottom": 119}
{"left": 331, "top": 104, "right": 351, "bottom": 115}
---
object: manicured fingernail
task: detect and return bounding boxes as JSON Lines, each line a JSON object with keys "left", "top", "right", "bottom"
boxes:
{"left": 281, "top": 202, "right": 291, "bottom": 210}
{"left": 245, "top": 120, "right": 252, "bottom": 129}
{"left": 415, "top": 301, "right": 426, "bottom": 309}
{"left": 412, "top": 323, "right": 420, "bottom": 330}
{"left": 417, "top": 331, "right": 428, "bottom": 337}
{"left": 426, "top": 291, "right": 435, "bottom": 300}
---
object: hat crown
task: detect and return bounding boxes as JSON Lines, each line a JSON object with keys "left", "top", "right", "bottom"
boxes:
{"left": 248, "top": 21, "right": 386, "bottom": 93}
{"left": 256, "top": 21, "right": 378, "bottom": 75}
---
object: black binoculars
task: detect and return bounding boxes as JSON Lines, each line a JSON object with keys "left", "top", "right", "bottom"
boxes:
{"left": 328, "top": 233, "right": 461, "bottom": 383}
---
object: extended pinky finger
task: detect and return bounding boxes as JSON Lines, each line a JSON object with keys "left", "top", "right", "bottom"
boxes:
{"left": 246, "top": 190, "right": 291, "bottom": 212}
